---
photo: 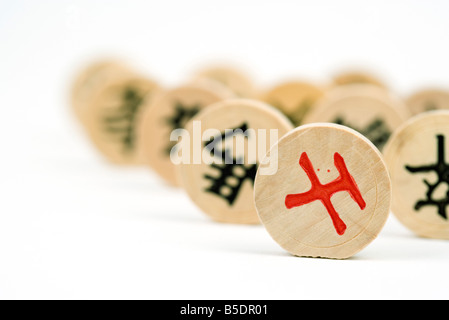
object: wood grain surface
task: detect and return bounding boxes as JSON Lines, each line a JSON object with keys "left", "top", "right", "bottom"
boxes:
{"left": 255, "top": 123, "right": 391, "bottom": 259}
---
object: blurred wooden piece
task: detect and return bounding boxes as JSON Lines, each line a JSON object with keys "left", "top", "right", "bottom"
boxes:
{"left": 303, "top": 84, "right": 410, "bottom": 151}
{"left": 192, "top": 65, "right": 255, "bottom": 98}
{"left": 71, "top": 60, "right": 133, "bottom": 124}
{"left": 139, "top": 83, "right": 234, "bottom": 186}
{"left": 254, "top": 123, "right": 391, "bottom": 259}
{"left": 332, "top": 70, "right": 386, "bottom": 88}
{"left": 406, "top": 88, "right": 449, "bottom": 116}
{"left": 84, "top": 75, "right": 161, "bottom": 165}
{"left": 177, "top": 99, "right": 293, "bottom": 224}
{"left": 261, "top": 81, "right": 324, "bottom": 126}
{"left": 384, "top": 111, "right": 449, "bottom": 240}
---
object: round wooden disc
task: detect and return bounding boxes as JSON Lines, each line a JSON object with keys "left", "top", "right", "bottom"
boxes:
{"left": 260, "top": 81, "right": 324, "bottom": 126}
{"left": 254, "top": 123, "right": 391, "bottom": 259}
{"left": 406, "top": 88, "right": 449, "bottom": 116}
{"left": 71, "top": 60, "right": 133, "bottom": 124}
{"left": 303, "top": 84, "right": 410, "bottom": 151}
{"left": 332, "top": 70, "right": 386, "bottom": 88}
{"left": 84, "top": 75, "right": 161, "bottom": 165}
{"left": 383, "top": 111, "right": 449, "bottom": 240}
{"left": 139, "top": 84, "right": 234, "bottom": 186}
{"left": 192, "top": 65, "right": 255, "bottom": 98}
{"left": 177, "top": 99, "right": 293, "bottom": 224}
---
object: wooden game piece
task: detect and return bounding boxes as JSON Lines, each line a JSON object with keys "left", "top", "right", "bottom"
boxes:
{"left": 260, "top": 81, "right": 324, "bottom": 126}
{"left": 139, "top": 84, "right": 234, "bottom": 186}
{"left": 332, "top": 70, "right": 387, "bottom": 88}
{"left": 405, "top": 88, "right": 449, "bottom": 116}
{"left": 177, "top": 99, "right": 293, "bottom": 224}
{"left": 303, "top": 84, "right": 410, "bottom": 151}
{"left": 254, "top": 123, "right": 391, "bottom": 259}
{"left": 383, "top": 111, "right": 449, "bottom": 240}
{"left": 71, "top": 60, "right": 133, "bottom": 124}
{"left": 192, "top": 65, "right": 256, "bottom": 98}
{"left": 83, "top": 75, "right": 162, "bottom": 165}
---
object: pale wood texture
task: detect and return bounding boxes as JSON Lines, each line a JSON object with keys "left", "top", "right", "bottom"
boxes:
{"left": 405, "top": 88, "right": 449, "bottom": 116}
{"left": 260, "top": 81, "right": 324, "bottom": 126}
{"left": 71, "top": 60, "right": 133, "bottom": 124}
{"left": 254, "top": 123, "right": 391, "bottom": 259}
{"left": 139, "top": 84, "right": 234, "bottom": 186}
{"left": 303, "top": 84, "right": 410, "bottom": 151}
{"left": 332, "top": 70, "right": 386, "bottom": 88}
{"left": 178, "top": 99, "right": 293, "bottom": 224}
{"left": 192, "top": 65, "right": 256, "bottom": 98}
{"left": 383, "top": 111, "right": 449, "bottom": 240}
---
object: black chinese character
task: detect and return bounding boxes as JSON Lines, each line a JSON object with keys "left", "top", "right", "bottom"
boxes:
{"left": 164, "top": 102, "right": 200, "bottom": 155}
{"left": 203, "top": 123, "right": 257, "bottom": 206}
{"left": 103, "top": 87, "right": 143, "bottom": 153}
{"left": 334, "top": 116, "right": 391, "bottom": 150}
{"left": 405, "top": 134, "right": 449, "bottom": 220}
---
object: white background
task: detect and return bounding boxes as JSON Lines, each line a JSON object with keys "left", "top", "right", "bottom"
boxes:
{"left": 1, "top": 0, "right": 449, "bottom": 300}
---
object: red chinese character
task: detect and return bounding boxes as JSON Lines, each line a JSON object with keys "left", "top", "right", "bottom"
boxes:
{"left": 285, "top": 152, "right": 366, "bottom": 235}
